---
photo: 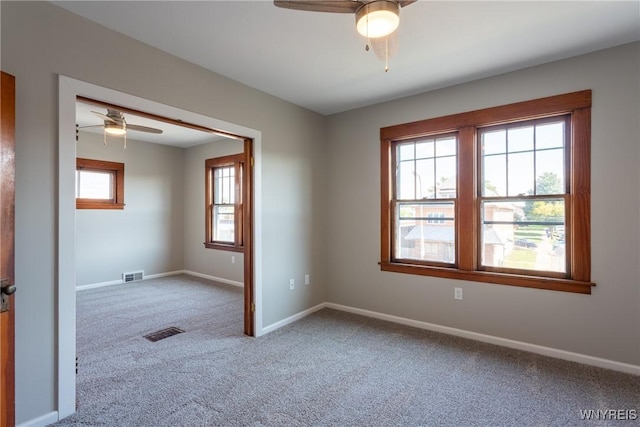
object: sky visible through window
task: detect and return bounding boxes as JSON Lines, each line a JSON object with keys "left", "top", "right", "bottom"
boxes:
{"left": 76, "top": 170, "right": 113, "bottom": 199}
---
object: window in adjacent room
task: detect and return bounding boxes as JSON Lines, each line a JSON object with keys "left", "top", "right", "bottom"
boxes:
{"left": 76, "top": 158, "right": 125, "bottom": 209}
{"left": 205, "top": 153, "right": 244, "bottom": 251}
{"left": 380, "top": 90, "right": 594, "bottom": 294}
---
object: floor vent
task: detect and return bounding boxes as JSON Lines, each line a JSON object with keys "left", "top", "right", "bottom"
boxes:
{"left": 144, "top": 327, "right": 185, "bottom": 342}
{"left": 123, "top": 270, "right": 144, "bottom": 283}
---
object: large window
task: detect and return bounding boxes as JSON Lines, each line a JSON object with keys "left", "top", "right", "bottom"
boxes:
{"left": 380, "top": 91, "right": 594, "bottom": 294}
{"left": 205, "top": 154, "right": 244, "bottom": 251}
{"left": 76, "top": 158, "right": 125, "bottom": 210}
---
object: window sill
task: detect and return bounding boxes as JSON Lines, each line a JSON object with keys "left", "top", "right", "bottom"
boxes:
{"left": 379, "top": 262, "right": 595, "bottom": 294}
{"left": 204, "top": 242, "right": 243, "bottom": 253}
{"left": 76, "top": 202, "right": 125, "bottom": 210}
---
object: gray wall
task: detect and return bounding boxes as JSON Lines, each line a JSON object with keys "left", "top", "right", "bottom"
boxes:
{"left": 2, "top": 1, "right": 327, "bottom": 424}
{"left": 183, "top": 138, "right": 245, "bottom": 283}
{"left": 75, "top": 131, "right": 185, "bottom": 286}
{"left": 325, "top": 42, "right": 640, "bottom": 366}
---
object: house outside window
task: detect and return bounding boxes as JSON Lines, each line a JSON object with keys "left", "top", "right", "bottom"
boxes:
{"left": 380, "top": 90, "right": 594, "bottom": 294}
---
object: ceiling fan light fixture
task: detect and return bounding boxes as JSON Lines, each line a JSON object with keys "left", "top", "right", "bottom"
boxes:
{"left": 356, "top": 0, "right": 400, "bottom": 39}
{"left": 104, "top": 121, "right": 126, "bottom": 136}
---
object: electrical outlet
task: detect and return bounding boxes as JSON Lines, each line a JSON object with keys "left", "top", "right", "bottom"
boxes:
{"left": 231, "top": 255, "right": 235, "bottom": 264}
{"left": 305, "top": 274, "right": 310, "bottom": 285}
{"left": 454, "top": 287, "right": 463, "bottom": 301}
{"left": 289, "top": 279, "right": 295, "bottom": 290}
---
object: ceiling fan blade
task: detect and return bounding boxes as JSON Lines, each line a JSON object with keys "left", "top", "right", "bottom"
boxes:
{"left": 77, "top": 125, "right": 104, "bottom": 130}
{"left": 274, "top": 0, "right": 361, "bottom": 13}
{"left": 126, "top": 124, "right": 164, "bottom": 134}
{"left": 398, "top": 0, "right": 416, "bottom": 8}
{"left": 91, "top": 111, "right": 117, "bottom": 123}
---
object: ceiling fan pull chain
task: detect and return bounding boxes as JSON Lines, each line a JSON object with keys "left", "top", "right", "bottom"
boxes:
{"left": 385, "top": 35, "right": 389, "bottom": 72}
{"left": 364, "top": 6, "right": 370, "bottom": 52}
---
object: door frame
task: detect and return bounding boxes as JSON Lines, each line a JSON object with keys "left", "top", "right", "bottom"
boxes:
{"left": 58, "top": 75, "right": 264, "bottom": 418}
{"left": 1, "top": 71, "right": 16, "bottom": 427}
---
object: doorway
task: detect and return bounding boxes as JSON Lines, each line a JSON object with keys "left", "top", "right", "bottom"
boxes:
{"left": 58, "top": 76, "right": 263, "bottom": 419}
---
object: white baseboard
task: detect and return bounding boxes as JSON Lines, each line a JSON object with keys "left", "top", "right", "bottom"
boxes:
{"left": 325, "top": 303, "right": 640, "bottom": 376}
{"left": 17, "top": 411, "right": 59, "bottom": 427}
{"left": 76, "top": 279, "right": 123, "bottom": 291}
{"left": 183, "top": 270, "right": 244, "bottom": 288}
{"left": 261, "top": 302, "right": 327, "bottom": 335}
{"left": 75, "top": 270, "right": 185, "bottom": 291}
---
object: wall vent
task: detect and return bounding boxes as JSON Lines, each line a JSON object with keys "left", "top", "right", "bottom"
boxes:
{"left": 123, "top": 270, "right": 144, "bottom": 283}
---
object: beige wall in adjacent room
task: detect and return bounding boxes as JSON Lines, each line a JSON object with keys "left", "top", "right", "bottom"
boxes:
{"left": 75, "top": 131, "right": 185, "bottom": 287}
{"left": 183, "top": 138, "right": 245, "bottom": 284}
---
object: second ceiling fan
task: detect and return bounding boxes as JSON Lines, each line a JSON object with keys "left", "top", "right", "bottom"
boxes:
{"left": 80, "top": 108, "right": 163, "bottom": 148}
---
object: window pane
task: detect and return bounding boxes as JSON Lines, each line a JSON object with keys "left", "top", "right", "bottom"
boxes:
{"left": 213, "top": 205, "right": 234, "bottom": 242}
{"left": 76, "top": 170, "right": 113, "bottom": 199}
{"left": 399, "top": 143, "right": 414, "bottom": 161}
{"left": 482, "top": 154, "right": 506, "bottom": 196}
{"left": 415, "top": 159, "right": 433, "bottom": 199}
{"left": 507, "top": 125, "right": 534, "bottom": 153}
{"left": 536, "top": 121, "right": 565, "bottom": 150}
{"left": 435, "top": 156, "right": 456, "bottom": 197}
{"left": 436, "top": 136, "right": 456, "bottom": 157}
{"left": 397, "top": 160, "right": 415, "bottom": 200}
{"left": 481, "top": 200, "right": 565, "bottom": 273}
{"left": 396, "top": 202, "right": 455, "bottom": 264}
{"left": 482, "top": 129, "right": 506, "bottom": 155}
{"left": 535, "top": 149, "right": 564, "bottom": 195}
{"left": 507, "top": 151, "right": 534, "bottom": 196}
{"left": 415, "top": 140, "right": 434, "bottom": 159}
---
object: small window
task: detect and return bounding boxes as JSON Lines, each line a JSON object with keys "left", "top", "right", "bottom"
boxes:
{"left": 76, "top": 158, "right": 124, "bottom": 209}
{"left": 205, "top": 154, "right": 244, "bottom": 251}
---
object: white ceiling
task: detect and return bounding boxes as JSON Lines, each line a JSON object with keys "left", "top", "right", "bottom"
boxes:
{"left": 58, "top": 0, "right": 639, "bottom": 119}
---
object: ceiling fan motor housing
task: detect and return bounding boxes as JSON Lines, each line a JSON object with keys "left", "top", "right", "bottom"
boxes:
{"left": 356, "top": 0, "right": 400, "bottom": 39}
{"left": 104, "top": 110, "right": 127, "bottom": 135}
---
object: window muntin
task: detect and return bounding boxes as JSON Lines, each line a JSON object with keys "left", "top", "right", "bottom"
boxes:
{"left": 76, "top": 158, "right": 124, "bottom": 210}
{"left": 479, "top": 117, "right": 568, "bottom": 275}
{"left": 205, "top": 154, "right": 244, "bottom": 251}
{"left": 380, "top": 90, "right": 594, "bottom": 294}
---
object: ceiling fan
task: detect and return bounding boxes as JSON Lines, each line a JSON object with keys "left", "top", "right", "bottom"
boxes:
{"left": 273, "top": 0, "right": 416, "bottom": 71}
{"left": 79, "top": 108, "right": 163, "bottom": 148}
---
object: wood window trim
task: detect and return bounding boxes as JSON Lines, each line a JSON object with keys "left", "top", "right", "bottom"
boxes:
{"left": 76, "top": 158, "right": 125, "bottom": 210}
{"left": 205, "top": 153, "right": 244, "bottom": 252}
{"left": 380, "top": 90, "right": 594, "bottom": 294}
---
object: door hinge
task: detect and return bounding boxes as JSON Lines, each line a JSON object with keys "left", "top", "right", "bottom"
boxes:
{"left": 250, "top": 302, "right": 255, "bottom": 313}
{"left": 251, "top": 157, "right": 254, "bottom": 167}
